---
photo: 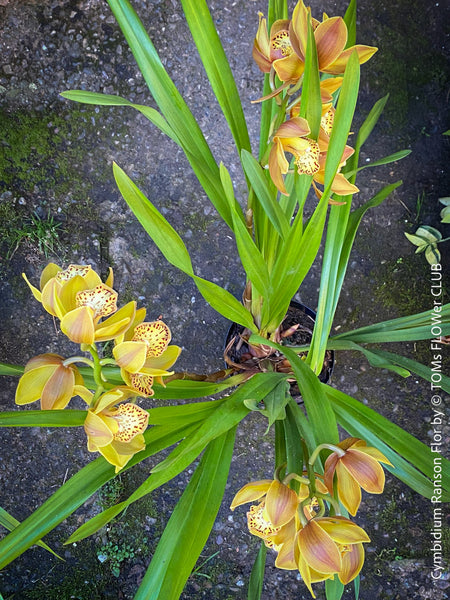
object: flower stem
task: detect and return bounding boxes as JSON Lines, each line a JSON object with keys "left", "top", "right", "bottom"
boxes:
{"left": 309, "top": 443, "right": 345, "bottom": 466}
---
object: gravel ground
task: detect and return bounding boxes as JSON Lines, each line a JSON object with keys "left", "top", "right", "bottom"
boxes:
{"left": 0, "top": 0, "right": 449, "bottom": 599}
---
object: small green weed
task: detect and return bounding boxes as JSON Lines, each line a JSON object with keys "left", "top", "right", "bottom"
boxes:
{"left": 7, "top": 211, "right": 63, "bottom": 259}
{"left": 97, "top": 541, "right": 137, "bottom": 578}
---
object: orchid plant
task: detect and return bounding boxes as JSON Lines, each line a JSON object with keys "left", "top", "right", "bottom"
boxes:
{"left": 1, "top": 0, "right": 449, "bottom": 599}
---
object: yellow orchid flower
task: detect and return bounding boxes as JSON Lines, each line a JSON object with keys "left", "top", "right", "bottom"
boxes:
{"left": 23, "top": 263, "right": 136, "bottom": 344}
{"left": 252, "top": 13, "right": 304, "bottom": 83}
{"left": 230, "top": 478, "right": 299, "bottom": 529}
{"left": 23, "top": 263, "right": 110, "bottom": 313}
{"left": 297, "top": 515, "right": 370, "bottom": 597}
{"left": 323, "top": 437, "right": 392, "bottom": 516}
{"left": 290, "top": 0, "right": 377, "bottom": 75}
{"left": 268, "top": 117, "right": 358, "bottom": 197}
{"left": 81, "top": 387, "right": 149, "bottom": 473}
{"left": 15, "top": 353, "right": 84, "bottom": 410}
{"left": 113, "top": 320, "right": 181, "bottom": 396}
{"left": 230, "top": 477, "right": 303, "bottom": 569}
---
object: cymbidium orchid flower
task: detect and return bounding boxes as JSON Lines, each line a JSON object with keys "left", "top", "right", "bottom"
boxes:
{"left": 80, "top": 386, "right": 149, "bottom": 472}
{"left": 290, "top": 0, "right": 377, "bottom": 75}
{"left": 252, "top": 13, "right": 304, "bottom": 83}
{"left": 323, "top": 437, "right": 392, "bottom": 516}
{"left": 113, "top": 320, "right": 181, "bottom": 396}
{"left": 15, "top": 353, "right": 84, "bottom": 410}
{"left": 297, "top": 515, "right": 370, "bottom": 597}
{"left": 23, "top": 263, "right": 136, "bottom": 344}
{"left": 268, "top": 117, "right": 358, "bottom": 197}
{"left": 230, "top": 476, "right": 304, "bottom": 567}
{"left": 231, "top": 478, "right": 299, "bottom": 528}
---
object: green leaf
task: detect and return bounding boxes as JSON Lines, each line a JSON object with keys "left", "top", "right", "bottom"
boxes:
{"left": 106, "top": 0, "right": 235, "bottom": 227}
{"left": 0, "top": 410, "right": 87, "bottom": 427}
{"left": 355, "top": 149, "right": 412, "bottom": 171}
{"left": 241, "top": 150, "right": 289, "bottom": 241}
{"left": 0, "top": 362, "right": 23, "bottom": 376}
{"left": 244, "top": 379, "right": 290, "bottom": 433}
{"left": 326, "top": 387, "right": 450, "bottom": 500}
{"left": 425, "top": 244, "right": 441, "bottom": 265}
{"left": 113, "top": 162, "right": 257, "bottom": 331}
{"left": 325, "top": 576, "right": 344, "bottom": 600}
{"left": 179, "top": 0, "right": 251, "bottom": 155}
{"left": 150, "top": 375, "right": 249, "bottom": 400}
{"left": 343, "top": 0, "right": 357, "bottom": 48}
{"left": 148, "top": 399, "right": 224, "bottom": 426}
{"left": 0, "top": 507, "right": 62, "bottom": 560}
{"left": 356, "top": 348, "right": 450, "bottom": 393}
{"left": 327, "top": 339, "right": 411, "bottom": 377}
{"left": 151, "top": 373, "right": 285, "bottom": 474}
{"left": 60, "top": 91, "right": 180, "bottom": 144}
{"left": 324, "top": 51, "right": 360, "bottom": 190}
{"left": 134, "top": 430, "right": 235, "bottom": 600}
{"left": 249, "top": 335, "right": 339, "bottom": 449}
{"left": 266, "top": 189, "right": 328, "bottom": 333}
{"left": 333, "top": 303, "right": 450, "bottom": 343}
{"left": 220, "top": 163, "right": 272, "bottom": 298}
{"left": 113, "top": 162, "right": 194, "bottom": 273}
{"left": 248, "top": 542, "right": 267, "bottom": 600}
{"left": 300, "top": 18, "right": 321, "bottom": 139}
{"left": 440, "top": 205, "right": 450, "bottom": 223}
{"left": 0, "top": 422, "right": 199, "bottom": 566}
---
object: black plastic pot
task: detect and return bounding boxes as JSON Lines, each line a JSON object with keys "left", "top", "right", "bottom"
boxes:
{"left": 225, "top": 300, "right": 335, "bottom": 399}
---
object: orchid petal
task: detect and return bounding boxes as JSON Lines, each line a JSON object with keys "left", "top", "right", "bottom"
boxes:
{"left": 230, "top": 480, "right": 272, "bottom": 510}
{"left": 142, "top": 345, "right": 182, "bottom": 374}
{"left": 354, "top": 446, "right": 393, "bottom": 466}
{"left": 342, "top": 449, "right": 386, "bottom": 494}
{"left": 60, "top": 305, "right": 95, "bottom": 344}
{"left": 318, "top": 517, "right": 370, "bottom": 545}
{"left": 325, "top": 44, "right": 378, "bottom": 74}
{"left": 109, "top": 403, "right": 149, "bottom": 442}
{"left": 335, "top": 460, "right": 362, "bottom": 516}
{"left": 95, "top": 301, "right": 136, "bottom": 342}
{"left": 314, "top": 17, "right": 347, "bottom": 70}
{"left": 269, "top": 138, "right": 289, "bottom": 195}
{"left": 41, "top": 364, "right": 75, "bottom": 410}
{"left": 113, "top": 341, "right": 148, "bottom": 373}
{"left": 339, "top": 542, "right": 365, "bottom": 584}
{"left": 133, "top": 321, "right": 171, "bottom": 357}
{"left": 39, "top": 263, "right": 61, "bottom": 289}
{"left": 297, "top": 519, "right": 342, "bottom": 574}
{"left": 76, "top": 284, "right": 118, "bottom": 318}
{"left": 273, "top": 53, "right": 304, "bottom": 82}
{"left": 15, "top": 365, "right": 56, "bottom": 405}
{"left": 265, "top": 480, "right": 299, "bottom": 527}
{"left": 84, "top": 411, "right": 115, "bottom": 448}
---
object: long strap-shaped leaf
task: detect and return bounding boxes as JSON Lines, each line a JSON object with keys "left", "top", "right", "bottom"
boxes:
{"left": 0, "top": 508, "right": 62, "bottom": 561}
{"left": 113, "top": 162, "right": 257, "bottom": 331}
{"left": 307, "top": 51, "right": 360, "bottom": 373}
{"left": 249, "top": 334, "right": 339, "bottom": 448}
{"left": 180, "top": 0, "right": 251, "bottom": 156}
{"left": 0, "top": 422, "right": 199, "bottom": 569}
{"left": 65, "top": 373, "right": 284, "bottom": 544}
{"left": 134, "top": 429, "right": 235, "bottom": 600}
{"left": 60, "top": 91, "right": 181, "bottom": 144}
{"left": 106, "top": 0, "right": 238, "bottom": 228}
{"left": 333, "top": 303, "right": 450, "bottom": 343}
{"left": 327, "top": 386, "right": 450, "bottom": 500}
{"left": 0, "top": 409, "right": 86, "bottom": 427}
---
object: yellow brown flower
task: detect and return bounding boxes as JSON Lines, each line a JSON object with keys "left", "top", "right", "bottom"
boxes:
{"left": 15, "top": 353, "right": 84, "bottom": 410}
{"left": 324, "top": 437, "right": 392, "bottom": 515}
